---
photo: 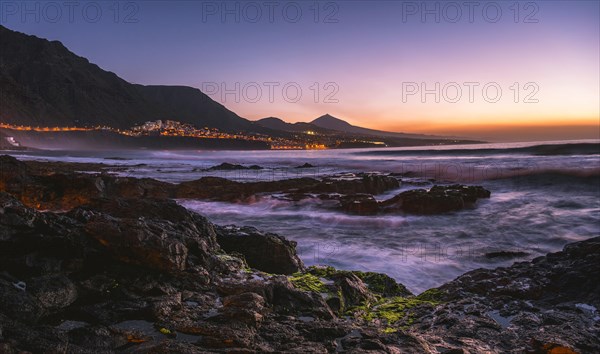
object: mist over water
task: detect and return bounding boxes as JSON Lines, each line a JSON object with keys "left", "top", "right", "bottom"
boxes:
{"left": 7, "top": 140, "right": 600, "bottom": 293}
{"left": 181, "top": 176, "right": 599, "bottom": 293}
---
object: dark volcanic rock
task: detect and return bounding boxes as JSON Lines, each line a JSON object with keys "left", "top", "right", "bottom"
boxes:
{"left": 82, "top": 213, "right": 190, "bottom": 271}
{"left": 0, "top": 192, "right": 228, "bottom": 277}
{"left": 28, "top": 275, "right": 78, "bottom": 311}
{"left": 296, "top": 163, "right": 315, "bottom": 168}
{"left": 0, "top": 155, "right": 32, "bottom": 191}
{"left": 292, "top": 266, "right": 412, "bottom": 315}
{"left": 177, "top": 173, "right": 400, "bottom": 202}
{"left": 339, "top": 184, "right": 490, "bottom": 215}
{"left": 208, "top": 162, "right": 263, "bottom": 171}
{"left": 1, "top": 156, "right": 175, "bottom": 209}
{"left": 382, "top": 184, "right": 491, "bottom": 214}
{"left": 2, "top": 156, "right": 402, "bottom": 209}
{"left": 1, "top": 157, "right": 597, "bottom": 353}
{"left": 412, "top": 237, "right": 600, "bottom": 353}
{"left": 317, "top": 173, "right": 400, "bottom": 195}
{"left": 71, "top": 198, "right": 225, "bottom": 273}
{"left": 1, "top": 191, "right": 421, "bottom": 352}
{"left": 215, "top": 225, "right": 304, "bottom": 274}
{"left": 484, "top": 250, "right": 530, "bottom": 259}
{"left": 339, "top": 194, "right": 380, "bottom": 214}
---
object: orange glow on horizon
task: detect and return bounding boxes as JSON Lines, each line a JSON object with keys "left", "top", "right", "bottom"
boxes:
{"left": 384, "top": 117, "right": 600, "bottom": 134}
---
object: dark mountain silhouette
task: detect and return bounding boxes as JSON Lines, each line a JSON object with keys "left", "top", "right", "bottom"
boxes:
{"left": 0, "top": 25, "right": 477, "bottom": 147}
{"left": 310, "top": 114, "right": 358, "bottom": 131}
{"left": 310, "top": 114, "right": 443, "bottom": 139}
{"left": 0, "top": 25, "right": 258, "bottom": 132}
{"left": 256, "top": 117, "right": 295, "bottom": 131}
{"left": 256, "top": 117, "right": 332, "bottom": 134}
{"left": 256, "top": 115, "right": 480, "bottom": 147}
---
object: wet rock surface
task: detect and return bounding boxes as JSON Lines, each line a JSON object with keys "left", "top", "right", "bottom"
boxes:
{"left": 1, "top": 156, "right": 401, "bottom": 207}
{"left": 295, "top": 163, "right": 315, "bottom": 169}
{"left": 207, "top": 162, "right": 263, "bottom": 171}
{"left": 2, "top": 156, "right": 490, "bottom": 216}
{"left": 0, "top": 192, "right": 421, "bottom": 352}
{"left": 215, "top": 225, "right": 304, "bottom": 275}
{"left": 1, "top": 156, "right": 597, "bottom": 353}
{"left": 380, "top": 184, "right": 491, "bottom": 215}
{"left": 339, "top": 194, "right": 381, "bottom": 214}
{"left": 176, "top": 173, "right": 401, "bottom": 203}
{"left": 339, "top": 185, "right": 491, "bottom": 215}
{"left": 411, "top": 237, "right": 600, "bottom": 353}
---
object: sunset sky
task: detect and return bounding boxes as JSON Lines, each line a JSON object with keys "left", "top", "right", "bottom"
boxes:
{"left": 3, "top": 0, "right": 599, "bottom": 141}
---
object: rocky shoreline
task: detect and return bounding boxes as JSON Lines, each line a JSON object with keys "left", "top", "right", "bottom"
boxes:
{"left": 0, "top": 156, "right": 489, "bottom": 216}
{"left": 1, "top": 155, "right": 598, "bottom": 353}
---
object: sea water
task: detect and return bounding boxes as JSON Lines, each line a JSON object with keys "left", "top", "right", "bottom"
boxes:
{"left": 7, "top": 140, "right": 600, "bottom": 293}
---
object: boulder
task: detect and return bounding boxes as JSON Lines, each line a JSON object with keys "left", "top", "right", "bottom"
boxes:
{"left": 215, "top": 225, "right": 304, "bottom": 274}
{"left": 339, "top": 194, "right": 380, "bottom": 214}
{"left": 208, "top": 162, "right": 263, "bottom": 171}
{"left": 314, "top": 173, "right": 400, "bottom": 195}
{"left": 78, "top": 197, "right": 220, "bottom": 257}
{"left": 295, "top": 163, "right": 315, "bottom": 169}
{"left": 28, "top": 275, "right": 78, "bottom": 311}
{"left": 221, "top": 292, "right": 266, "bottom": 327}
{"left": 82, "top": 214, "right": 190, "bottom": 271}
{"left": 381, "top": 184, "right": 491, "bottom": 214}
{"left": 291, "top": 266, "right": 412, "bottom": 315}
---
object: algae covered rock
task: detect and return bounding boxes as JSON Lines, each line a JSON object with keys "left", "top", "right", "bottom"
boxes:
{"left": 306, "top": 266, "right": 412, "bottom": 297}
{"left": 290, "top": 266, "right": 414, "bottom": 316}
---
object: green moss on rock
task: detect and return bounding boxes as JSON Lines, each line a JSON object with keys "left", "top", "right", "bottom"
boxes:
{"left": 416, "top": 288, "right": 446, "bottom": 302}
{"left": 355, "top": 272, "right": 412, "bottom": 297}
{"left": 290, "top": 266, "right": 430, "bottom": 324}
{"left": 289, "top": 273, "right": 328, "bottom": 293}
{"left": 357, "top": 295, "right": 441, "bottom": 327}
{"left": 304, "top": 266, "right": 411, "bottom": 297}
{"left": 306, "top": 266, "right": 338, "bottom": 278}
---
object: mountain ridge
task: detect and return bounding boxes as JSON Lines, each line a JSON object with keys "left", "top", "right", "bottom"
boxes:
{"left": 257, "top": 114, "right": 448, "bottom": 140}
{"left": 0, "top": 25, "right": 259, "bottom": 132}
{"left": 310, "top": 114, "right": 444, "bottom": 139}
{"left": 0, "top": 25, "right": 473, "bottom": 145}
{"left": 256, "top": 117, "right": 333, "bottom": 134}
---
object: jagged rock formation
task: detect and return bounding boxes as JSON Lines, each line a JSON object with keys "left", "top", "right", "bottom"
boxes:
{"left": 0, "top": 156, "right": 597, "bottom": 352}
{"left": 215, "top": 225, "right": 304, "bottom": 275}
{"left": 380, "top": 185, "right": 491, "bottom": 214}
{"left": 0, "top": 155, "right": 401, "bottom": 208}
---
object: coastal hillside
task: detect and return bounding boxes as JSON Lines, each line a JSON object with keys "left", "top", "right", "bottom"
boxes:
{"left": 256, "top": 117, "right": 332, "bottom": 134}
{"left": 0, "top": 25, "right": 258, "bottom": 132}
{"left": 311, "top": 114, "right": 444, "bottom": 140}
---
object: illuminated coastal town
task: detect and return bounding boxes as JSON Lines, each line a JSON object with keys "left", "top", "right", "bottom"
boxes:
{"left": 0, "top": 121, "right": 378, "bottom": 150}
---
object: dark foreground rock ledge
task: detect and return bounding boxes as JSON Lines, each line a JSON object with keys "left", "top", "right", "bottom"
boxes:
{"left": 0, "top": 191, "right": 598, "bottom": 353}
{"left": 0, "top": 192, "right": 405, "bottom": 353}
{"left": 1, "top": 155, "right": 598, "bottom": 353}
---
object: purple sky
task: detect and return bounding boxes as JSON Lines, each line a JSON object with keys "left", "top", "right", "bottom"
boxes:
{"left": 2, "top": 0, "right": 599, "bottom": 141}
